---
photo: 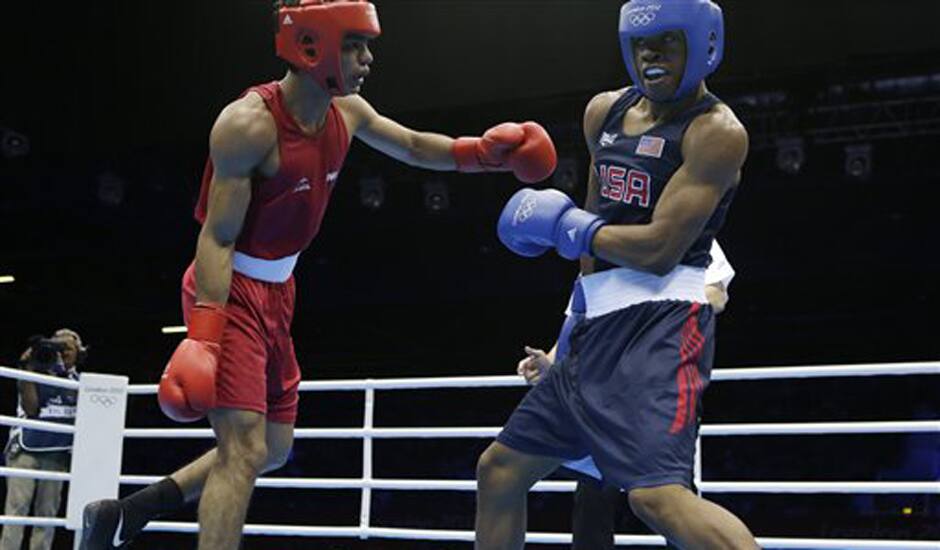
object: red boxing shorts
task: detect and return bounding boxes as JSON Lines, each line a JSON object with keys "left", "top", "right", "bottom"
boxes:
{"left": 181, "top": 262, "right": 301, "bottom": 424}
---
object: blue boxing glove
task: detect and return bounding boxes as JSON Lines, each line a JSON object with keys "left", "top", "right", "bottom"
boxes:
{"left": 497, "top": 188, "right": 605, "bottom": 260}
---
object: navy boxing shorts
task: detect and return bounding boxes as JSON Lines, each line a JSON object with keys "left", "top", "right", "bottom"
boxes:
{"left": 497, "top": 294, "right": 714, "bottom": 491}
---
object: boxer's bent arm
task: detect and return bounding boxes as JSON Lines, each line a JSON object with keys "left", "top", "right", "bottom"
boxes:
{"left": 195, "top": 179, "right": 251, "bottom": 304}
{"left": 338, "top": 95, "right": 456, "bottom": 170}
{"left": 592, "top": 109, "right": 748, "bottom": 275}
{"left": 195, "top": 98, "right": 275, "bottom": 304}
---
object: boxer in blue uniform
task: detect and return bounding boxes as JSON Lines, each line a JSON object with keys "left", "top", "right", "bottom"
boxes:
{"left": 475, "top": 1, "right": 759, "bottom": 549}
{"left": 518, "top": 240, "right": 736, "bottom": 550}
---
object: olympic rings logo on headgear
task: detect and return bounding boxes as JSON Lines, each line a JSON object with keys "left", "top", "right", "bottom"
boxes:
{"left": 513, "top": 195, "right": 538, "bottom": 226}
{"left": 89, "top": 394, "right": 117, "bottom": 408}
{"left": 629, "top": 12, "right": 656, "bottom": 26}
{"left": 625, "top": 4, "right": 660, "bottom": 27}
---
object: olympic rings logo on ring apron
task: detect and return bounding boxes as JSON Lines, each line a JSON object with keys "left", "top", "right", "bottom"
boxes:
{"left": 89, "top": 394, "right": 118, "bottom": 407}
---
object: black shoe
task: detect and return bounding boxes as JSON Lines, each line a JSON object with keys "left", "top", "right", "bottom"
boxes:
{"left": 80, "top": 499, "right": 134, "bottom": 549}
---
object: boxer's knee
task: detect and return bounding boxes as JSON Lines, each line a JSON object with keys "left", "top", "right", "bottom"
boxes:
{"left": 627, "top": 484, "right": 685, "bottom": 526}
{"left": 477, "top": 442, "right": 557, "bottom": 498}
{"left": 477, "top": 443, "right": 522, "bottom": 496}
{"left": 211, "top": 409, "right": 269, "bottom": 477}
{"left": 262, "top": 421, "right": 294, "bottom": 473}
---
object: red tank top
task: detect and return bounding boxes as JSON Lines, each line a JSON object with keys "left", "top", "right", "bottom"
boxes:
{"left": 195, "top": 82, "right": 350, "bottom": 259}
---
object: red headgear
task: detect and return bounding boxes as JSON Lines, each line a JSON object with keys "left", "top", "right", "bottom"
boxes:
{"left": 274, "top": 0, "right": 381, "bottom": 96}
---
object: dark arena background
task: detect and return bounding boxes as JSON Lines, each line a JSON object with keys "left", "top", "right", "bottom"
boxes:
{"left": 1, "top": 0, "right": 937, "bottom": 548}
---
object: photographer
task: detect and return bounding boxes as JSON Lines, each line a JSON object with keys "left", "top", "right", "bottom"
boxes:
{"left": 1, "top": 330, "right": 84, "bottom": 550}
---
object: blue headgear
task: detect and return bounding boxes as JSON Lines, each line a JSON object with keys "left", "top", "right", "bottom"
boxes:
{"left": 618, "top": 0, "right": 724, "bottom": 100}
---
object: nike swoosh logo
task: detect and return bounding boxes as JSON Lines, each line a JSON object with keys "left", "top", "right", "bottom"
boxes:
{"left": 112, "top": 508, "right": 125, "bottom": 547}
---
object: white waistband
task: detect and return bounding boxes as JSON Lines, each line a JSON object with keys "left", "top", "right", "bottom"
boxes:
{"left": 232, "top": 252, "right": 299, "bottom": 283}
{"left": 566, "top": 265, "right": 707, "bottom": 319}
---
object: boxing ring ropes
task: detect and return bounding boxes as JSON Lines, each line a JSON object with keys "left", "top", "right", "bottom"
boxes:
{"left": 0, "top": 362, "right": 937, "bottom": 549}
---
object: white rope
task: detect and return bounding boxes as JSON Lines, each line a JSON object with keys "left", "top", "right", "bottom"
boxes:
{"left": 700, "top": 420, "right": 940, "bottom": 436}
{"left": 119, "top": 475, "right": 937, "bottom": 494}
{"left": 0, "top": 414, "right": 76, "bottom": 434}
{"left": 124, "top": 376, "right": 526, "bottom": 395}
{"left": 701, "top": 481, "right": 940, "bottom": 494}
{"left": 122, "top": 427, "right": 503, "bottom": 439}
{"left": 146, "top": 521, "right": 361, "bottom": 536}
{"left": 146, "top": 521, "right": 366, "bottom": 536}
{"left": 297, "top": 375, "right": 527, "bottom": 391}
{"left": 121, "top": 475, "right": 574, "bottom": 492}
{"left": 0, "top": 515, "right": 68, "bottom": 527}
{"left": 138, "top": 522, "right": 939, "bottom": 548}
{"left": 123, "top": 420, "right": 938, "bottom": 440}
{"left": 126, "top": 384, "right": 158, "bottom": 395}
{"left": 0, "top": 466, "right": 71, "bottom": 482}
{"left": 120, "top": 361, "right": 940, "bottom": 395}
{"left": 0, "top": 366, "right": 80, "bottom": 390}
{"left": 121, "top": 475, "right": 367, "bottom": 489}
{"left": 359, "top": 427, "right": 498, "bottom": 438}
{"left": 123, "top": 428, "right": 213, "bottom": 439}
{"left": 751, "top": 539, "right": 940, "bottom": 550}
{"left": 711, "top": 361, "right": 940, "bottom": 381}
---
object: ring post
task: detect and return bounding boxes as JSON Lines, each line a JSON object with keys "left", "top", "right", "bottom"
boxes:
{"left": 359, "top": 384, "right": 375, "bottom": 539}
{"left": 66, "top": 373, "right": 129, "bottom": 547}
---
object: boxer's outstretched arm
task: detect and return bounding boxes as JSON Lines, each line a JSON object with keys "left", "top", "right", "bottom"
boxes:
{"left": 195, "top": 96, "right": 276, "bottom": 304}
{"left": 591, "top": 109, "right": 748, "bottom": 275}
{"left": 336, "top": 95, "right": 556, "bottom": 184}
{"left": 338, "top": 94, "right": 456, "bottom": 170}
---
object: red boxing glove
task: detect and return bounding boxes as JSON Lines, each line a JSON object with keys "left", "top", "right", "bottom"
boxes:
{"left": 158, "top": 303, "right": 226, "bottom": 423}
{"left": 453, "top": 121, "right": 557, "bottom": 183}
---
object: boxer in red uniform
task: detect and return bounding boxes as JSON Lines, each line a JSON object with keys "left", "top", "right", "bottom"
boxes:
{"left": 79, "top": 2, "right": 557, "bottom": 549}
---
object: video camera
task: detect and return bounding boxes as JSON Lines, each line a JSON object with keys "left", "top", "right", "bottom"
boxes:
{"left": 25, "top": 335, "right": 68, "bottom": 367}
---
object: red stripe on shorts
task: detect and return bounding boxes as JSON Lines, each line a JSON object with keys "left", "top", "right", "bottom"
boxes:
{"left": 668, "top": 366, "right": 689, "bottom": 434}
{"left": 669, "top": 303, "right": 704, "bottom": 434}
